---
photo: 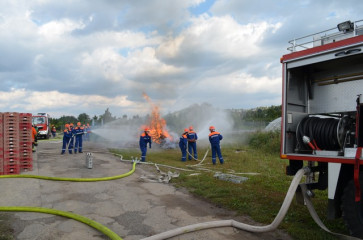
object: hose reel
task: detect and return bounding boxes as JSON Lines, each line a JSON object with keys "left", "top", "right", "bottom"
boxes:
{"left": 296, "top": 115, "right": 354, "bottom": 152}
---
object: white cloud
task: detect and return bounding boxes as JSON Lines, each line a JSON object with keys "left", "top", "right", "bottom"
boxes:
{"left": 0, "top": 89, "right": 136, "bottom": 117}
{"left": 200, "top": 71, "right": 281, "bottom": 95}
{"left": 157, "top": 15, "right": 282, "bottom": 62}
{"left": 38, "top": 18, "right": 85, "bottom": 40}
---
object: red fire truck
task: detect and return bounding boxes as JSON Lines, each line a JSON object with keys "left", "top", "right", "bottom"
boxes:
{"left": 32, "top": 113, "right": 51, "bottom": 139}
{"left": 281, "top": 20, "right": 363, "bottom": 237}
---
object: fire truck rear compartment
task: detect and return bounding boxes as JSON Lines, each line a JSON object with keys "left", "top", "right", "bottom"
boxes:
{"left": 284, "top": 48, "right": 363, "bottom": 157}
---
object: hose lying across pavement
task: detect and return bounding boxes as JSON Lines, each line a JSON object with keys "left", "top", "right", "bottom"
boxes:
{"left": 140, "top": 167, "right": 308, "bottom": 240}
{"left": 0, "top": 206, "right": 122, "bottom": 240}
{"left": 0, "top": 161, "right": 137, "bottom": 182}
{"left": 0, "top": 160, "right": 138, "bottom": 240}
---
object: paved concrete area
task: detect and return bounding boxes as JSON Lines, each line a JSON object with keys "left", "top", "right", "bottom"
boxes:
{"left": 0, "top": 140, "right": 292, "bottom": 240}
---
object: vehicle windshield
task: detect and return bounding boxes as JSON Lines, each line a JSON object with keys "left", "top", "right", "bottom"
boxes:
{"left": 32, "top": 117, "right": 45, "bottom": 124}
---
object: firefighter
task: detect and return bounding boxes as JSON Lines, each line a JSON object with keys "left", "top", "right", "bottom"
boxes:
{"left": 187, "top": 126, "right": 198, "bottom": 160}
{"left": 179, "top": 128, "right": 189, "bottom": 162}
{"left": 68, "top": 123, "right": 75, "bottom": 153}
{"left": 74, "top": 122, "right": 84, "bottom": 154}
{"left": 51, "top": 125, "right": 57, "bottom": 138}
{"left": 61, "top": 124, "right": 73, "bottom": 154}
{"left": 139, "top": 128, "right": 152, "bottom": 162}
{"left": 32, "top": 125, "right": 37, "bottom": 152}
{"left": 208, "top": 126, "right": 224, "bottom": 165}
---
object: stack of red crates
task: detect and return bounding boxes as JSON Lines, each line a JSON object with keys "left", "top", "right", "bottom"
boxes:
{"left": 0, "top": 112, "right": 33, "bottom": 175}
{"left": 19, "top": 113, "right": 33, "bottom": 171}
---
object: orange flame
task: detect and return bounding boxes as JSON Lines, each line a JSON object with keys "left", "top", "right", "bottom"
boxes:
{"left": 142, "top": 92, "right": 173, "bottom": 144}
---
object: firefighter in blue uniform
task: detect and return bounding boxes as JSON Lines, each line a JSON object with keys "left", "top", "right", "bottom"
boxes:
{"left": 74, "top": 122, "right": 84, "bottom": 153}
{"left": 187, "top": 126, "right": 198, "bottom": 160}
{"left": 139, "top": 128, "right": 152, "bottom": 162}
{"left": 179, "top": 128, "right": 189, "bottom": 162}
{"left": 68, "top": 123, "right": 75, "bottom": 153}
{"left": 208, "top": 126, "right": 224, "bottom": 165}
{"left": 61, "top": 124, "right": 73, "bottom": 154}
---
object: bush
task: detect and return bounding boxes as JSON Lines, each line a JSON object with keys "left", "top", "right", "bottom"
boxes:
{"left": 248, "top": 130, "right": 281, "bottom": 154}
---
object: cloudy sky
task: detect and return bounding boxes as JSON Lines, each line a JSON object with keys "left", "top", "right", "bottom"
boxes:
{"left": 1, "top": 0, "right": 362, "bottom": 118}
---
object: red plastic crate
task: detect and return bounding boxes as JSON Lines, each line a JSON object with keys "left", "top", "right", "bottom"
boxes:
{"left": 4, "top": 139, "right": 19, "bottom": 145}
{"left": 3, "top": 164, "right": 20, "bottom": 175}
{"left": 19, "top": 123, "right": 32, "bottom": 130}
{"left": 20, "top": 164, "right": 33, "bottom": 172}
{"left": 18, "top": 134, "right": 33, "bottom": 142}
{"left": 20, "top": 158, "right": 32, "bottom": 164}
{"left": 19, "top": 142, "right": 32, "bottom": 149}
{"left": 3, "top": 145, "right": 19, "bottom": 152}
{"left": 19, "top": 131, "right": 32, "bottom": 138}
{"left": 19, "top": 113, "right": 32, "bottom": 123}
{"left": 3, "top": 118, "right": 19, "bottom": 126}
{"left": 4, "top": 155, "right": 19, "bottom": 161}
{"left": 19, "top": 151, "right": 32, "bottom": 158}
{"left": 3, "top": 157, "right": 20, "bottom": 165}
{"left": 3, "top": 112, "right": 19, "bottom": 117}
{"left": 3, "top": 126, "right": 18, "bottom": 132}
{"left": 3, "top": 131, "right": 19, "bottom": 138}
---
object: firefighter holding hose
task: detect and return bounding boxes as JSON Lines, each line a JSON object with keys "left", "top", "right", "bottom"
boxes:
{"left": 74, "top": 122, "right": 84, "bottom": 154}
{"left": 179, "top": 128, "right": 189, "bottom": 162}
{"left": 139, "top": 128, "right": 152, "bottom": 162}
{"left": 208, "top": 126, "right": 224, "bottom": 165}
{"left": 187, "top": 126, "right": 198, "bottom": 160}
{"left": 61, "top": 124, "right": 73, "bottom": 154}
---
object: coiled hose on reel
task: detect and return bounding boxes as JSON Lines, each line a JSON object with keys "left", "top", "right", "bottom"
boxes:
{"left": 296, "top": 116, "right": 343, "bottom": 151}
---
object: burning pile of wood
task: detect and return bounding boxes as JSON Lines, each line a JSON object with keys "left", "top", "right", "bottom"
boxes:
{"left": 142, "top": 93, "right": 173, "bottom": 145}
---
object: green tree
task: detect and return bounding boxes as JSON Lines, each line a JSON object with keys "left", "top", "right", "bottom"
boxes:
{"left": 78, "top": 113, "right": 91, "bottom": 124}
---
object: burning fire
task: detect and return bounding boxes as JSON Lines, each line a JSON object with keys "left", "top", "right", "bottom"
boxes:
{"left": 142, "top": 93, "right": 173, "bottom": 144}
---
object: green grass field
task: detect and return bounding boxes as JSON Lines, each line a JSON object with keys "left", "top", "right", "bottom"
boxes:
{"left": 111, "top": 131, "right": 349, "bottom": 240}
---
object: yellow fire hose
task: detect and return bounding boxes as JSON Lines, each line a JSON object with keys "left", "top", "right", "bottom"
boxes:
{"left": 0, "top": 206, "right": 122, "bottom": 240}
{"left": 0, "top": 161, "right": 137, "bottom": 240}
{"left": 0, "top": 161, "right": 136, "bottom": 182}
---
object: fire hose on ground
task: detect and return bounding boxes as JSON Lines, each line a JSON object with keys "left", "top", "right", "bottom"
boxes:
{"left": 0, "top": 161, "right": 359, "bottom": 239}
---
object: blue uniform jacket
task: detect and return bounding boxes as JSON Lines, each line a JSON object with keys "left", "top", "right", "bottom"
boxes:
{"left": 74, "top": 126, "right": 84, "bottom": 135}
{"left": 139, "top": 133, "right": 152, "bottom": 148}
{"left": 209, "top": 131, "right": 223, "bottom": 145}
{"left": 63, "top": 129, "right": 72, "bottom": 138}
{"left": 187, "top": 131, "right": 198, "bottom": 142}
{"left": 179, "top": 133, "right": 188, "bottom": 149}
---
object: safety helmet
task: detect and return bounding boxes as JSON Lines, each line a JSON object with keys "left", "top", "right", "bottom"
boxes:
{"left": 144, "top": 127, "right": 150, "bottom": 132}
{"left": 209, "top": 126, "right": 215, "bottom": 131}
{"left": 70, "top": 123, "right": 74, "bottom": 127}
{"left": 65, "top": 124, "right": 70, "bottom": 128}
{"left": 184, "top": 128, "right": 189, "bottom": 132}
{"left": 77, "top": 122, "right": 81, "bottom": 126}
{"left": 189, "top": 126, "right": 193, "bottom": 131}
